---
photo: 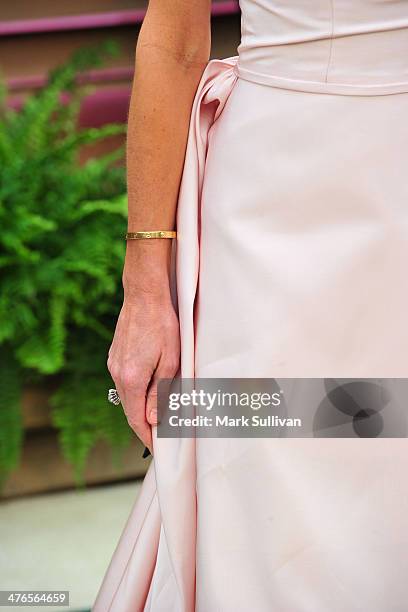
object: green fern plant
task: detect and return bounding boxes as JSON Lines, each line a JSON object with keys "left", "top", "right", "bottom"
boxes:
{"left": 0, "top": 43, "right": 133, "bottom": 487}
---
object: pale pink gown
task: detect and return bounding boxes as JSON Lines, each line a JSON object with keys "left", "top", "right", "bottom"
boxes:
{"left": 94, "top": 1, "right": 408, "bottom": 610}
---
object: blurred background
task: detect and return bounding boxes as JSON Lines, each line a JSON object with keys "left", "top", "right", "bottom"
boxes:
{"left": 0, "top": 2, "right": 239, "bottom": 610}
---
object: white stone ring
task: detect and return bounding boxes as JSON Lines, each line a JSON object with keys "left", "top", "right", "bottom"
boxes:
{"left": 108, "top": 388, "right": 121, "bottom": 406}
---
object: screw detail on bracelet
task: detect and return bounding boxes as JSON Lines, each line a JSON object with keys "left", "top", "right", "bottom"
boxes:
{"left": 125, "top": 231, "right": 176, "bottom": 240}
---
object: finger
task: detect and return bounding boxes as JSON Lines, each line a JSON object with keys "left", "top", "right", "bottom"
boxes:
{"left": 146, "top": 382, "right": 159, "bottom": 426}
{"left": 146, "top": 354, "right": 179, "bottom": 426}
{"left": 115, "top": 378, "right": 153, "bottom": 453}
{"left": 124, "top": 390, "right": 153, "bottom": 452}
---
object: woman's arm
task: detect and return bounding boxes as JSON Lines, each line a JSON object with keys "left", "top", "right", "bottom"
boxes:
{"left": 108, "top": 0, "right": 211, "bottom": 451}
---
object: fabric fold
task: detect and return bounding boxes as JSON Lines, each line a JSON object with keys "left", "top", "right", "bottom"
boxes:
{"left": 93, "top": 57, "right": 238, "bottom": 612}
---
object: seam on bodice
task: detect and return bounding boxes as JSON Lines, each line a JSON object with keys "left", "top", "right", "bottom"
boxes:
{"left": 236, "top": 0, "right": 408, "bottom": 96}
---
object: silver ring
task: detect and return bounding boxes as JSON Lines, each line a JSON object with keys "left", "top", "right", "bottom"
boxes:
{"left": 108, "top": 388, "right": 121, "bottom": 405}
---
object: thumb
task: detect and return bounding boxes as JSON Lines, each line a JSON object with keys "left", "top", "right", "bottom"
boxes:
{"left": 146, "top": 361, "right": 179, "bottom": 425}
{"left": 146, "top": 381, "right": 159, "bottom": 426}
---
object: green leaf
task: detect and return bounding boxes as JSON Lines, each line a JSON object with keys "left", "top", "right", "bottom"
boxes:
{"left": 51, "top": 372, "right": 131, "bottom": 484}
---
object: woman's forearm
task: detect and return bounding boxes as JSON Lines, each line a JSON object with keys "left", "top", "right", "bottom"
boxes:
{"left": 123, "top": 0, "right": 211, "bottom": 302}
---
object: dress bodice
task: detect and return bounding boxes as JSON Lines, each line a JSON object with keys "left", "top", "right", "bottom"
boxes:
{"left": 236, "top": 0, "right": 408, "bottom": 94}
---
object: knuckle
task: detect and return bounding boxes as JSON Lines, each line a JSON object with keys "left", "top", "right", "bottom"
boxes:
{"left": 121, "top": 370, "right": 145, "bottom": 390}
{"left": 108, "top": 363, "right": 119, "bottom": 380}
{"left": 107, "top": 344, "right": 114, "bottom": 364}
{"left": 148, "top": 387, "right": 158, "bottom": 398}
{"left": 169, "top": 358, "right": 180, "bottom": 372}
{"left": 159, "top": 369, "right": 174, "bottom": 380}
{"left": 160, "top": 360, "right": 179, "bottom": 378}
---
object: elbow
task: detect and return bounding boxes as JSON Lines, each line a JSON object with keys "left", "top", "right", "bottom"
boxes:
{"left": 177, "top": 40, "right": 211, "bottom": 70}
{"left": 136, "top": 16, "right": 210, "bottom": 71}
{"left": 137, "top": 36, "right": 210, "bottom": 71}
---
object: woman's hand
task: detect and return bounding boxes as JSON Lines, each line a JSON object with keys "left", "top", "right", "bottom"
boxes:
{"left": 107, "top": 291, "right": 180, "bottom": 453}
{"left": 106, "top": 0, "right": 210, "bottom": 452}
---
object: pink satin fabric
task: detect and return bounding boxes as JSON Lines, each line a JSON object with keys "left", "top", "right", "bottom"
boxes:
{"left": 94, "top": 2, "right": 408, "bottom": 610}
{"left": 94, "top": 59, "right": 238, "bottom": 612}
{"left": 237, "top": 0, "right": 408, "bottom": 94}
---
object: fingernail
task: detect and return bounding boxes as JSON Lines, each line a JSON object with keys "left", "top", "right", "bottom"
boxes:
{"left": 142, "top": 447, "right": 151, "bottom": 459}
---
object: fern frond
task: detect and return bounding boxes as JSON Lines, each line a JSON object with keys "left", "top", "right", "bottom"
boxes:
{"left": 0, "top": 42, "right": 130, "bottom": 484}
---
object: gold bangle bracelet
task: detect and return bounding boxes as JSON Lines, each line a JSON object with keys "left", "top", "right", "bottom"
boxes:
{"left": 125, "top": 231, "right": 177, "bottom": 240}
